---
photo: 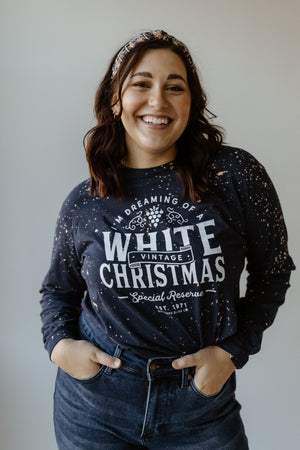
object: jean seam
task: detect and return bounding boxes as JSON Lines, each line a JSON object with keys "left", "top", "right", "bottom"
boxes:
{"left": 120, "top": 364, "right": 140, "bottom": 374}
{"left": 140, "top": 379, "right": 152, "bottom": 442}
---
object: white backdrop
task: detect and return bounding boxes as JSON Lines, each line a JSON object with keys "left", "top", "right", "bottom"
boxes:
{"left": 1, "top": 1, "right": 299, "bottom": 449}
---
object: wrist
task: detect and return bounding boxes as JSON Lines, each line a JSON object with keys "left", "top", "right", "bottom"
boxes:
{"left": 216, "top": 341, "right": 249, "bottom": 369}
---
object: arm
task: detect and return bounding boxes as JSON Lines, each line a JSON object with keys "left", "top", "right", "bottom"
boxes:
{"left": 40, "top": 190, "right": 121, "bottom": 376}
{"left": 40, "top": 194, "right": 86, "bottom": 357}
{"left": 173, "top": 150, "right": 295, "bottom": 393}
{"left": 216, "top": 154, "right": 295, "bottom": 368}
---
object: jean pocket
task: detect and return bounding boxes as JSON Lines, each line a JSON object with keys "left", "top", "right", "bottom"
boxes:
{"left": 68, "top": 364, "right": 106, "bottom": 384}
{"left": 189, "top": 377, "right": 226, "bottom": 399}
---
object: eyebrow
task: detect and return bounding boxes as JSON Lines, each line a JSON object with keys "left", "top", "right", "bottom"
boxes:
{"left": 130, "top": 71, "right": 186, "bottom": 82}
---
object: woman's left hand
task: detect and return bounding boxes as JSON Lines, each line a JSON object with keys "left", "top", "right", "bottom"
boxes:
{"left": 172, "top": 346, "right": 236, "bottom": 396}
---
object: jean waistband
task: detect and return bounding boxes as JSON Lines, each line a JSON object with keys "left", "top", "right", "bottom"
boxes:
{"left": 79, "top": 311, "right": 193, "bottom": 385}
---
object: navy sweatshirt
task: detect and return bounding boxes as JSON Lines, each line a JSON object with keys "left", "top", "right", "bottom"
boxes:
{"left": 40, "top": 147, "right": 295, "bottom": 367}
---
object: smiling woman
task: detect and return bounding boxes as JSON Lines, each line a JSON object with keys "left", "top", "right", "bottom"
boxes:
{"left": 84, "top": 30, "right": 223, "bottom": 201}
{"left": 40, "top": 30, "right": 295, "bottom": 450}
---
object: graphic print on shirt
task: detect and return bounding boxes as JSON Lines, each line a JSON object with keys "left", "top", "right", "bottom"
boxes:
{"left": 98, "top": 195, "right": 226, "bottom": 316}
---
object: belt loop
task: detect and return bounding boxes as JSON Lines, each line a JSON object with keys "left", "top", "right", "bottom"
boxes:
{"left": 104, "top": 345, "right": 123, "bottom": 375}
{"left": 181, "top": 367, "right": 189, "bottom": 388}
{"left": 146, "top": 359, "right": 153, "bottom": 381}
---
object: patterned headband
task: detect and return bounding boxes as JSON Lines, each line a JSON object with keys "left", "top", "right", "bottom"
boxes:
{"left": 111, "top": 30, "right": 196, "bottom": 79}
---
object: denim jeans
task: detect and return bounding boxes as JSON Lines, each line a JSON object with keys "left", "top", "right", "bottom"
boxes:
{"left": 54, "top": 312, "right": 249, "bottom": 449}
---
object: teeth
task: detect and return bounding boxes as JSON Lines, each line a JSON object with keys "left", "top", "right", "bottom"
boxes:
{"left": 142, "top": 116, "right": 170, "bottom": 125}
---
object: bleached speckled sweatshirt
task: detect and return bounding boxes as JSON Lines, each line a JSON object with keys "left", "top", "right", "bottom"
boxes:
{"left": 40, "top": 146, "right": 295, "bottom": 368}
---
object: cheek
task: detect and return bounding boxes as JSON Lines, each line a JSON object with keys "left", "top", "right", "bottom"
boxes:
{"left": 180, "top": 107, "right": 191, "bottom": 127}
{"left": 121, "top": 92, "right": 142, "bottom": 115}
{"left": 120, "top": 101, "right": 138, "bottom": 135}
{"left": 177, "top": 97, "right": 191, "bottom": 122}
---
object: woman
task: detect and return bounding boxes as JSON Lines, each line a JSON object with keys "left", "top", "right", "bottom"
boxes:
{"left": 40, "top": 30, "right": 295, "bottom": 449}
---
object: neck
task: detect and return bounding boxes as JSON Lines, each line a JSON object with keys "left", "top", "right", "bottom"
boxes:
{"left": 124, "top": 147, "right": 177, "bottom": 169}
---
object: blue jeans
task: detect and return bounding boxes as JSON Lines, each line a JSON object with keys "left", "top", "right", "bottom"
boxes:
{"left": 54, "top": 312, "right": 249, "bottom": 449}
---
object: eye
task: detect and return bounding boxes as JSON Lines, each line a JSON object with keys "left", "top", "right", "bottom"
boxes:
{"left": 132, "top": 82, "right": 149, "bottom": 88}
{"left": 166, "top": 85, "right": 184, "bottom": 92}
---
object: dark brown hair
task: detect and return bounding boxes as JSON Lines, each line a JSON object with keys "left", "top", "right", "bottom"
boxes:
{"left": 84, "top": 37, "right": 224, "bottom": 201}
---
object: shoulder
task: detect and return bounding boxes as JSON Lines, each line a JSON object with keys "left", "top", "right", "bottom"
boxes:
{"left": 208, "top": 145, "right": 270, "bottom": 189}
{"left": 208, "top": 145, "right": 283, "bottom": 223}
{"left": 58, "top": 179, "right": 92, "bottom": 218}
{"left": 210, "top": 145, "right": 263, "bottom": 175}
{"left": 62, "top": 179, "right": 90, "bottom": 204}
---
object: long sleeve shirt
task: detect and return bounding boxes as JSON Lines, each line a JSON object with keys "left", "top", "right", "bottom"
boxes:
{"left": 40, "top": 146, "right": 295, "bottom": 367}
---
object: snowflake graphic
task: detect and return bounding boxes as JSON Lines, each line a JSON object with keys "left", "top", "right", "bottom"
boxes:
{"left": 146, "top": 206, "right": 164, "bottom": 228}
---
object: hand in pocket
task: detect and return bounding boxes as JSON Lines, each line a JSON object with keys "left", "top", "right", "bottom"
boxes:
{"left": 51, "top": 338, "right": 122, "bottom": 379}
{"left": 172, "top": 345, "right": 235, "bottom": 396}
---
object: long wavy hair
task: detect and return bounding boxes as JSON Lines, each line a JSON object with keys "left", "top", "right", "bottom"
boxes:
{"left": 84, "top": 38, "right": 224, "bottom": 201}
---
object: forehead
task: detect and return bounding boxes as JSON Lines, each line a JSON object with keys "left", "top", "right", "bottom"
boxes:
{"left": 132, "top": 48, "right": 187, "bottom": 77}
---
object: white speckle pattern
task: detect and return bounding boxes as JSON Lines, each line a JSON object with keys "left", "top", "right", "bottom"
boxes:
{"left": 40, "top": 147, "right": 295, "bottom": 367}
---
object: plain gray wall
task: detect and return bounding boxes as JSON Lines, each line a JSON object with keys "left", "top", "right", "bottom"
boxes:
{"left": 1, "top": 1, "right": 299, "bottom": 449}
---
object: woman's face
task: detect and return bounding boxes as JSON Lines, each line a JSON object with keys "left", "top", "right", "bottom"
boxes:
{"left": 118, "top": 48, "right": 191, "bottom": 168}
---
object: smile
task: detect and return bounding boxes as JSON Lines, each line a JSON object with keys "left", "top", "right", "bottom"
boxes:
{"left": 141, "top": 116, "right": 171, "bottom": 125}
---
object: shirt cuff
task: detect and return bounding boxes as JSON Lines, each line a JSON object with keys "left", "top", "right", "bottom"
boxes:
{"left": 217, "top": 337, "right": 249, "bottom": 369}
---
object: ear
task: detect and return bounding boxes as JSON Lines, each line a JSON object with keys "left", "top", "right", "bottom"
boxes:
{"left": 111, "top": 92, "right": 120, "bottom": 117}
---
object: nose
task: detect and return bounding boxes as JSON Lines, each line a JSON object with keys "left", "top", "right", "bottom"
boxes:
{"left": 148, "top": 87, "right": 168, "bottom": 110}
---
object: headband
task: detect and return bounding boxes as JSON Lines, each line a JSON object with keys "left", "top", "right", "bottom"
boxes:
{"left": 111, "top": 30, "right": 195, "bottom": 79}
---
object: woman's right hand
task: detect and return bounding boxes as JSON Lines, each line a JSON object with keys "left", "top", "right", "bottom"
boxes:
{"left": 50, "top": 338, "right": 122, "bottom": 379}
